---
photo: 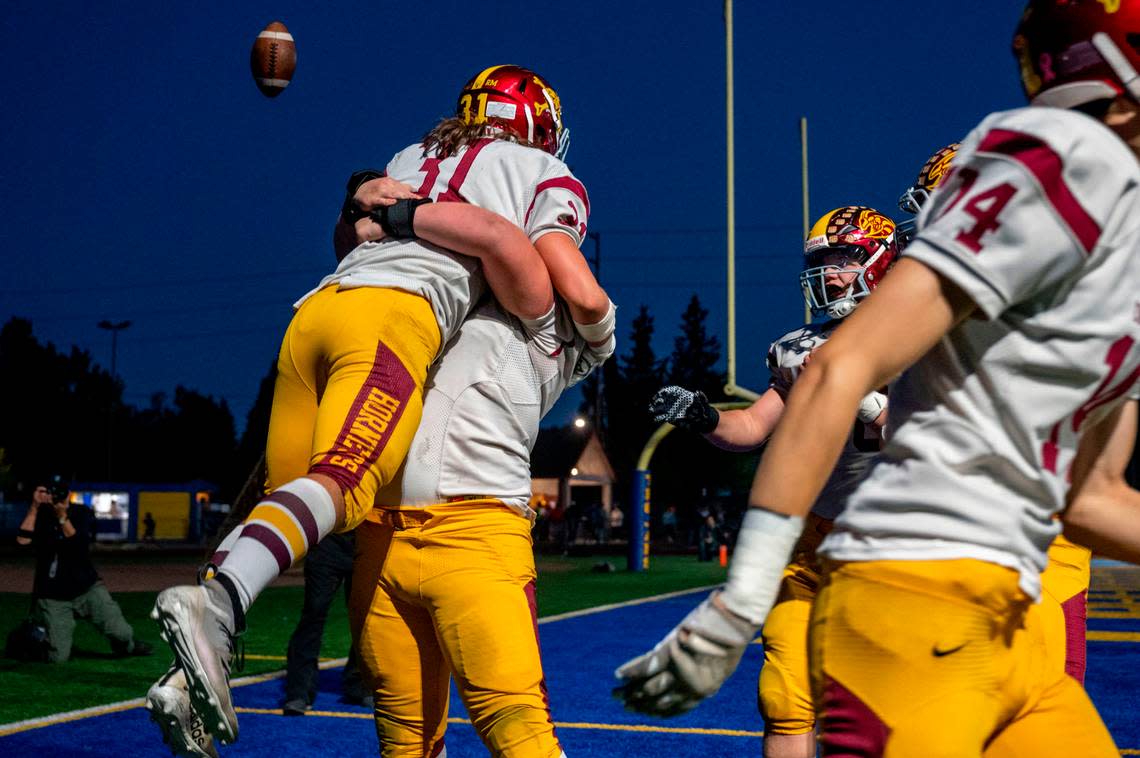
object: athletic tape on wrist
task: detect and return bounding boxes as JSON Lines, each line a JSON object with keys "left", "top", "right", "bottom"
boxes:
{"left": 720, "top": 508, "right": 804, "bottom": 625}
{"left": 856, "top": 390, "right": 887, "bottom": 424}
{"left": 574, "top": 300, "right": 616, "bottom": 344}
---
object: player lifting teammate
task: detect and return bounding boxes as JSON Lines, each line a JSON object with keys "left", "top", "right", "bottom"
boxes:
{"left": 643, "top": 206, "right": 897, "bottom": 758}
{"left": 620, "top": 1, "right": 1140, "bottom": 754}
{"left": 149, "top": 64, "right": 615, "bottom": 751}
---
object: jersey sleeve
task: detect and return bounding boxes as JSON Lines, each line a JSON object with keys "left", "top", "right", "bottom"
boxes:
{"left": 766, "top": 342, "right": 794, "bottom": 397}
{"left": 907, "top": 112, "right": 1115, "bottom": 319}
{"left": 524, "top": 163, "right": 590, "bottom": 247}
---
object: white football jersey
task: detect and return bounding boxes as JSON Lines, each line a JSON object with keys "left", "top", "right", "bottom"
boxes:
{"left": 296, "top": 139, "right": 590, "bottom": 349}
{"left": 375, "top": 297, "right": 590, "bottom": 518}
{"left": 767, "top": 322, "right": 880, "bottom": 520}
{"left": 821, "top": 106, "right": 1140, "bottom": 599}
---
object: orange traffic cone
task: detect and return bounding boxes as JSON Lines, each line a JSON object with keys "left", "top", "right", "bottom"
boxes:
{"left": 719, "top": 544, "right": 728, "bottom": 567}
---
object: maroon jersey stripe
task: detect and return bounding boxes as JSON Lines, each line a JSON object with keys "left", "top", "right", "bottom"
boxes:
{"left": 976, "top": 129, "right": 1100, "bottom": 255}
{"left": 240, "top": 523, "right": 292, "bottom": 572}
{"left": 436, "top": 138, "right": 494, "bottom": 202}
{"left": 524, "top": 176, "right": 590, "bottom": 225}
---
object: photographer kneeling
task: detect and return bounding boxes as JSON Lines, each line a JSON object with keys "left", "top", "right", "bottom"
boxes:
{"left": 15, "top": 476, "right": 152, "bottom": 662}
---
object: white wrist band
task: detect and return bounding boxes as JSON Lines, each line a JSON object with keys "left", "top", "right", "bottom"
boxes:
{"left": 856, "top": 390, "right": 887, "bottom": 424}
{"left": 720, "top": 508, "right": 804, "bottom": 625}
{"left": 574, "top": 300, "right": 616, "bottom": 344}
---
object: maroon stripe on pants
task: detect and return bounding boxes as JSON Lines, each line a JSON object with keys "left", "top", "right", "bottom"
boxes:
{"left": 210, "top": 550, "right": 229, "bottom": 567}
{"left": 1062, "top": 590, "right": 1088, "bottom": 684}
{"left": 819, "top": 676, "right": 890, "bottom": 757}
{"left": 311, "top": 339, "right": 417, "bottom": 494}
{"left": 264, "top": 490, "right": 320, "bottom": 548}
{"left": 240, "top": 523, "right": 292, "bottom": 573}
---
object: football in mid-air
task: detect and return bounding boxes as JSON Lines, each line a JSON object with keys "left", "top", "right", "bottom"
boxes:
{"left": 249, "top": 21, "right": 296, "bottom": 98}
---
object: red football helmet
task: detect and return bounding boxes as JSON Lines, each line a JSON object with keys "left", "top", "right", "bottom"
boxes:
{"left": 800, "top": 206, "right": 900, "bottom": 320}
{"left": 457, "top": 65, "right": 570, "bottom": 160}
{"left": 1014, "top": 0, "right": 1140, "bottom": 108}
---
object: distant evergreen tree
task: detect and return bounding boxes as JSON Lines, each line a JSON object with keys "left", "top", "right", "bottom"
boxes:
{"left": 666, "top": 294, "right": 725, "bottom": 399}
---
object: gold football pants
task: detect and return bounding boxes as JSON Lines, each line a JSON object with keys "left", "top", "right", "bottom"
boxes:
{"left": 757, "top": 513, "right": 829, "bottom": 735}
{"left": 809, "top": 559, "right": 1116, "bottom": 758}
{"left": 265, "top": 286, "right": 440, "bottom": 529}
{"left": 350, "top": 502, "right": 562, "bottom": 758}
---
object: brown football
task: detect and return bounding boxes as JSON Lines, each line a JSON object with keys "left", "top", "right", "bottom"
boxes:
{"left": 250, "top": 21, "right": 296, "bottom": 98}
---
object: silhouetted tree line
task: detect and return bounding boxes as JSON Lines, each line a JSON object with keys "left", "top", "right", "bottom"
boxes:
{"left": 579, "top": 295, "right": 761, "bottom": 535}
{"left": 0, "top": 317, "right": 272, "bottom": 501}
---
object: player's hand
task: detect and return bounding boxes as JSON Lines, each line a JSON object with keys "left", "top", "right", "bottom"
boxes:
{"left": 613, "top": 592, "right": 759, "bottom": 716}
{"left": 353, "top": 177, "right": 421, "bottom": 212}
{"left": 569, "top": 336, "right": 615, "bottom": 387}
{"left": 649, "top": 386, "right": 720, "bottom": 434}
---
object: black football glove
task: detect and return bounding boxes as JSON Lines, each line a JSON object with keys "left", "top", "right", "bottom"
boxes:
{"left": 649, "top": 386, "right": 720, "bottom": 434}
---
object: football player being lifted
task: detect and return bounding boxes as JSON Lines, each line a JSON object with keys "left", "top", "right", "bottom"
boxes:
{"left": 148, "top": 64, "right": 615, "bottom": 751}
{"left": 621, "top": 1, "right": 1140, "bottom": 754}
{"left": 638, "top": 206, "right": 898, "bottom": 758}
{"left": 901, "top": 142, "right": 1095, "bottom": 690}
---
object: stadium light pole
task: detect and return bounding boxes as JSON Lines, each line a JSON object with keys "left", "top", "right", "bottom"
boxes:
{"left": 97, "top": 319, "right": 131, "bottom": 479}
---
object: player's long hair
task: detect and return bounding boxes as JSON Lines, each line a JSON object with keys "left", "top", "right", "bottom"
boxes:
{"left": 421, "top": 117, "right": 543, "bottom": 158}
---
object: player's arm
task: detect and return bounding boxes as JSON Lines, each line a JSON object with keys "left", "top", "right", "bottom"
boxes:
{"left": 533, "top": 232, "right": 610, "bottom": 331}
{"left": 648, "top": 385, "right": 785, "bottom": 451}
{"left": 346, "top": 177, "right": 554, "bottom": 320}
{"left": 401, "top": 203, "right": 554, "bottom": 320}
{"left": 1062, "top": 399, "right": 1140, "bottom": 561}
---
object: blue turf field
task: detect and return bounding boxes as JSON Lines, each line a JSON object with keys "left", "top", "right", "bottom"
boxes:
{"left": 4, "top": 568, "right": 1140, "bottom": 757}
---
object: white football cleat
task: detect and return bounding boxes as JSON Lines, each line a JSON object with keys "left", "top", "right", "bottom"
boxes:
{"left": 146, "top": 662, "right": 220, "bottom": 758}
{"left": 152, "top": 582, "right": 240, "bottom": 743}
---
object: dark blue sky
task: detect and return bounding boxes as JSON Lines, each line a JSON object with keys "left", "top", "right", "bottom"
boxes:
{"left": 2, "top": 2, "right": 1024, "bottom": 430}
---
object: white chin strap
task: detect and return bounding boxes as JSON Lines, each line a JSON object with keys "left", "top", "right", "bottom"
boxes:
{"left": 1093, "top": 32, "right": 1140, "bottom": 102}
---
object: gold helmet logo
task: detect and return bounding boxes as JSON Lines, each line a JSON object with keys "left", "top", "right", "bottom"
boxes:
{"left": 920, "top": 145, "right": 959, "bottom": 192}
{"left": 856, "top": 210, "right": 896, "bottom": 239}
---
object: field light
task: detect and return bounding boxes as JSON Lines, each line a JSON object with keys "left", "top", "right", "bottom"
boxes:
{"left": 573, "top": 417, "right": 587, "bottom": 429}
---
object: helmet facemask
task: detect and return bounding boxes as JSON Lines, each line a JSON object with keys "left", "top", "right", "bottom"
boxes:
{"left": 800, "top": 244, "right": 886, "bottom": 320}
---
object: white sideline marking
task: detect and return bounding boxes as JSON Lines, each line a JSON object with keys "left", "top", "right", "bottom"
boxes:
{"left": 538, "top": 584, "right": 719, "bottom": 625}
{"left": 0, "top": 586, "right": 720, "bottom": 736}
{"left": 0, "top": 658, "right": 348, "bottom": 736}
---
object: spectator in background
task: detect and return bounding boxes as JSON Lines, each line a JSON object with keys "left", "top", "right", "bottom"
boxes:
{"left": 661, "top": 505, "right": 678, "bottom": 546}
{"left": 16, "top": 476, "right": 153, "bottom": 662}
{"left": 698, "top": 512, "right": 718, "bottom": 562}
{"left": 282, "top": 531, "right": 370, "bottom": 715}
{"left": 590, "top": 503, "right": 607, "bottom": 544}
{"left": 609, "top": 504, "right": 625, "bottom": 542}
{"left": 142, "top": 512, "right": 156, "bottom": 543}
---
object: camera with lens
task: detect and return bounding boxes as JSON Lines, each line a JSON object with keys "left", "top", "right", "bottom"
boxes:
{"left": 47, "top": 475, "right": 70, "bottom": 504}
